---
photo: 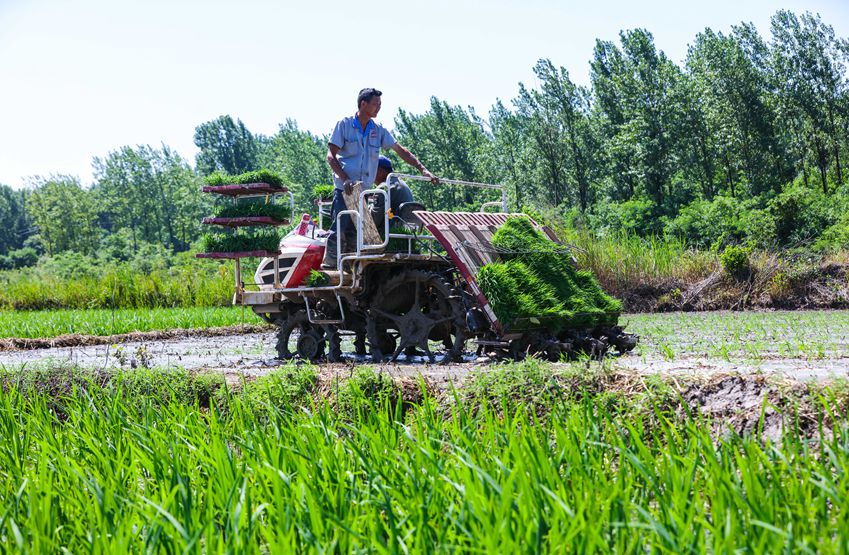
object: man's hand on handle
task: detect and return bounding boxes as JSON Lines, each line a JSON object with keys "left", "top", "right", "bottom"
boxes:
{"left": 421, "top": 168, "right": 439, "bottom": 185}
{"left": 390, "top": 143, "right": 439, "bottom": 184}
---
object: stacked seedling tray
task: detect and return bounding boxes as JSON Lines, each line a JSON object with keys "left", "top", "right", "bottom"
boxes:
{"left": 474, "top": 217, "right": 622, "bottom": 332}
{"left": 196, "top": 170, "right": 293, "bottom": 300}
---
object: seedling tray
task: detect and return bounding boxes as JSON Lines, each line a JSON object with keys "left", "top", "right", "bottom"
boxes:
{"left": 202, "top": 183, "right": 288, "bottom": 197}
{"left": 196, "top": 250, "right": 280, "bottom": 259}
{"left": 202, "top": 217, "right": 290, "bottom": 228}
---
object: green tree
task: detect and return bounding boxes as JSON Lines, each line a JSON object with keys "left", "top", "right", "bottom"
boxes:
{"left": 394, "top": 98, "right": 495, "bottom": 210}
{"left": 515, "top": 60, "right": 600, "bottom": 211}
{"left": 257, "top": 119, "right": 331, "bottom": 212}
{"left": 0, "top": 184, "right": 31, "bottom": 255}
{"left": 26, "top": 176, "right": 100, "bottom": 255}
{"left": 771, "top": 10, "right": 849, "bottom": 193}
{"left": 93, "top": 145, "right": 206, "bottom": 251}
{"left": 193, "top": 115, "right": 260, "bottom": 176}
{"left": 686, "top": 25, "right": 788, "bottom": 197}
{"left": 591, "top": 29, "right": 683, "bottom": 209}
{"left": 489, "top": 100, "right": 533, "bottom": 210}
{"left": 673, "top": 72, "right": 718, "bottom": 199}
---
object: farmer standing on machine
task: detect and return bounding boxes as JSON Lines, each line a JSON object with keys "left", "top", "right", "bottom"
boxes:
{"left": 322, "top": 87, "right": 436, "bottom": 268}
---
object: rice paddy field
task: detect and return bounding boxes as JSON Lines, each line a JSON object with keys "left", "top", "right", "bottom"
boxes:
{"left": 0, "top": 307, "right": 262, "bottom": 339}
{"left": 1, "top": 310, "right": 848, "bottom": 551}
{"left": 626, "top": 310, "right": 849, "bottom": 362}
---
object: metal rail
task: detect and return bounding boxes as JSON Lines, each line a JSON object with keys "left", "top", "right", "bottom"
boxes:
{"left": 387, "top": 173, "right": 508, "bottom": 212}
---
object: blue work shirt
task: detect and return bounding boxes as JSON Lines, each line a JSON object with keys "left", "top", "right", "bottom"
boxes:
{"left": 328, "top": 114, "right": 396, "bottom": 189}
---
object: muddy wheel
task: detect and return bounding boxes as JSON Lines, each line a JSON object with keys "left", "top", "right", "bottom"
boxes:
{"left": 610, "top": 329, "right": 639, "bottom": 353}
{"left": 507, "top": 333, "right": 573, "bottom": 362}
{"left": 354, "top": 332, "right": 368, "bottom": 356}
{"left": 367, "top": 270, "right": 465, "bottom": 363}
{"left": 276, "top": 310, "right": 325, "bottom": 361}
{"left": 323, "top": 325, "right": 343, "bottom": 363}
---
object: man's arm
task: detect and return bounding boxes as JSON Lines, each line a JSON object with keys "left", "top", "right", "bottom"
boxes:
{"left": 390, "top": 143, "right": 438, "bottom": 183}
{"left": 327, "top": 143, "right": 351, "bottom": 187}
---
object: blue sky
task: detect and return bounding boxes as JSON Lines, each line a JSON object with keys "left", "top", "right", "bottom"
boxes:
{"left": 1, "top": 0, "right": 847, "bottom": 189}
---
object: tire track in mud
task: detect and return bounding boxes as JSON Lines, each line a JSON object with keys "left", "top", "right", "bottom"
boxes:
{"left": 0, "top": 324, "right": 273, "bottom": 352}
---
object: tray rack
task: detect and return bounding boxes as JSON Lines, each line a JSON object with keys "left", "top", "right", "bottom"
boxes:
{"left": 197, "top": 182, "right": 293, "bottom": 302}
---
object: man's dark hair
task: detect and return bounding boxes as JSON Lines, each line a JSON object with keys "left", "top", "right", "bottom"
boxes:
{"left": 357, "top": 88, "right": 382, "bottom": 107}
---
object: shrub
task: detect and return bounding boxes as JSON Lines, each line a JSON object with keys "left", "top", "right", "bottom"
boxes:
{"left": 587, "top": 197, "right": 664, "bottom": 236}
{"left": 816, "top": 219, "right": 849, "bottom": 252}
{"left": 22, "top": 234, "right": 45, "bottom": 255}
{"left": 767, "top": 184, "right": 836, "bottom": 245}
{"left": 665, "top": 196, "right": 746, "bottom": 248}
{"left": 720, "top": 245, "right": 750, "bottom": 279}
{"left": 9, "top": 247, "right": 38, "bottom": 269}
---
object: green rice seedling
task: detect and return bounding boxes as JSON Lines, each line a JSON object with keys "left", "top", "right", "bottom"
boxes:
{"left": 204, "top": 169, "right": 285, "bottom": 187}
{"left": 304, "top": 269, "right": 329, "bottom": 287}
{"left": 624, "top": 310, "right": 849, "bottom": 362}
{"left": 383, "top": 224, "right": 421, "bottom": 253}
{"left": 659, "top": 342, "right": 676, "bottom": 360}
{"left": 200, "top": 229, "right": 281, "bottom": 253}
{"left": 211, "top": 202, "right": 292, "bottom": 221}
{"left": 312, "top": 184, "right": 334, "bottom": 201}
{"left": 478, "top": 217, "right": 621, "bottom": 330}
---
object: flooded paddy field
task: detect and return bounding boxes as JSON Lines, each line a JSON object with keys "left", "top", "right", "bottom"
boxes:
{"left": 1, "top": 310, "right": 846, "bottom": 383}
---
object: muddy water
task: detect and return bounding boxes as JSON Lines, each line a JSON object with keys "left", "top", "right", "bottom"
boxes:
{"left": 1, "top": 311, "right": 847, "bottom": 383}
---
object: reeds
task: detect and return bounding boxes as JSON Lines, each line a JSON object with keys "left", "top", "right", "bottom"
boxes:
{"left": 566, "top": 229, "right": 718, "bottom": 293}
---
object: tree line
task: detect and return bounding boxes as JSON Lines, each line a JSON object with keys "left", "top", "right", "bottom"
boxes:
{"left": 1, "top": 9, "right": 847, "bottom": 268}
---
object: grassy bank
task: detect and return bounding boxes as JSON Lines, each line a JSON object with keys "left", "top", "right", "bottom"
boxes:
{"left": 0, "top": 258, "right": 234, "bottom": 310}
{"left": 564, "top": 230, "right": 849, "bottom": 311}
{"left": 0, "top": 362, "right": 847, "bottom": 552}
{"left": 568, "top": 229, "right": 717, "bottom": 291}
{"left": 0, "top": 306, "right": 262, "bottom": 338}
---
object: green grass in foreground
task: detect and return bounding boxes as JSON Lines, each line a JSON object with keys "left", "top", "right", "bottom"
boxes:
{"left": 0, "top": 362, "right": 846, "bottom": 552}
{"left": 0, "top": 306, "right": 262, "bottom": 338}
